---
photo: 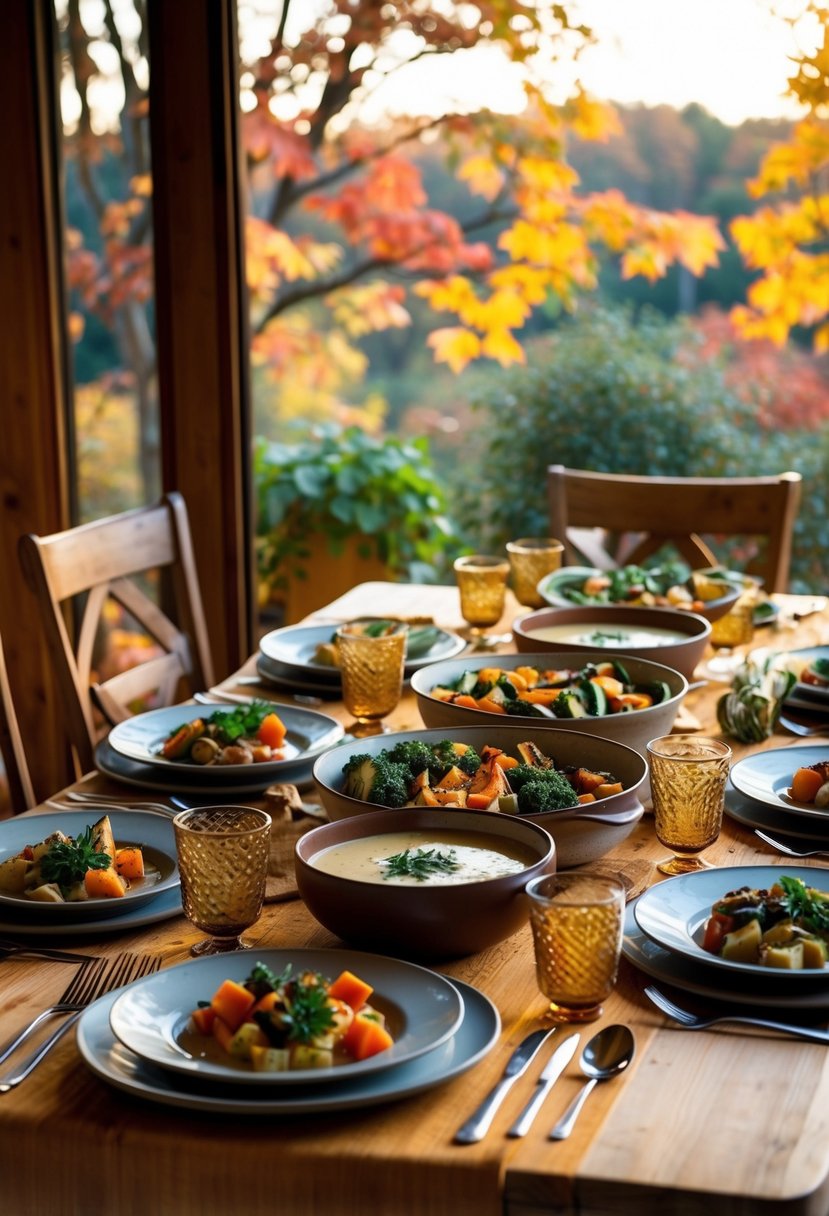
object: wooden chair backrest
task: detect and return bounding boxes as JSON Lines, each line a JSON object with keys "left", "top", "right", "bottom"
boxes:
{"left": 0, "top": 634, "right": 36, "bottom": 813}
{"left": 18, "top": 492, "right": 214, "bottom": 776}
{"left": 547, "top": 467, "right": 803, "bottom": 593}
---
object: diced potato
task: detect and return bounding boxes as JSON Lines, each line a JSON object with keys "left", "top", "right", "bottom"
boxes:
{"left": 359, "top": 1004, "right": 385, "bottom": 1030}
{"left": 761, "top": 920, "right": 797, "bottom": 946}
{"left": 25, "top": 882, "right": 64, "bottom": 903}
{"left": 31, "top": 832, "right": 68, "bottom": 863}
{"left": 0, "top": 855, "right": 29, "bottom": 893}
{"left": 250, "top": 1045, "right": 290, "bottom": 1073}
{"left": 228, "top": 1022, "right": 269, "bottom": 1059}
{"left": 761, "top": 941, "right": 804, "bottom": 970}
{"left": 291, "top": 1044, "right": 333, "bottom": 1070}
{"left": 801, "top": 937, "right": 828, "bottom": 968}
{"left": 720, "top": 918, "right": 762, "bottom": 962}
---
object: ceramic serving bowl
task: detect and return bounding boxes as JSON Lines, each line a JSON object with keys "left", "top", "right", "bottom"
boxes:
{"left": 312, "top": 724, "right": 647, "bottom": 870}
{"left": 536, "top": 566, "right": 741, "bottom": 624}
{"left": 512, "top": 605, "right": 711, "bottom": 680}
{"left": 295, "top": 806, "right": 555, "bottom": 959}
{"left": 411, "top": 650, "right": 687, "bottom": 756}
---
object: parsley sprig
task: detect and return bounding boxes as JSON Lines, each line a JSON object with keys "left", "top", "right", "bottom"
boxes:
{"left": 283, "top": 974, "right": 337, "bottom": 1043}
{"left": 382, "top": 847, "right": 460, "bottom": 882}
{"left": 40, "top": 826, "right": 111, "bottom": 893}
{"left": 779, "top": 875, "right": 829, "bottom": 934}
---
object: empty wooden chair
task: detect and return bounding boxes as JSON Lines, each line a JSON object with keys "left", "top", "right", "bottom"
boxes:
{"left": 0, "top": 633, "right": 36, "bottom": 813}
{"left": 18, "top": 492, "right": 214, "bottom": 775}
{"left": 547, "top": 466, "right": 802, "bottom": 593}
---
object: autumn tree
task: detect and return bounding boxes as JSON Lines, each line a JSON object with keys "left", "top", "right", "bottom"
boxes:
{"left": 731, "top": 3, "right": 829, "bottom": 348}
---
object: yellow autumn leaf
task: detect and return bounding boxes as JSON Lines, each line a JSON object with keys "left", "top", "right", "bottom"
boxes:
{"left": 461, "top": 289, "right": 531, "bottom": 332}
{"left": 489, "top": 264, "right": 553, "bottom": 305}
{"left": 129, "top": 174, "right": 153, "bottom": 197}
{"left": 414, "top": 275, "right": 477, "bottom": 314}
{"left": 481, "top": 328, "right": 526, "bottom": 366}
{"left": 621, "top": 245, "right": 669, "bottom": 282}
{"left": 814, "top": 322, "right": 829, "bottom": 353}
{"left": 674, "top": 214, "right": 725, "bottom": 275}
{"left": 581, "top": 190, "right": 637, "bottom": 251}
{"left": 566, "top": 91, "right": 621, "bottom": 142}
{"left": 457, "top": 155, "right": 504, "bottom": 201}
{"left": 517, "top": 156, "right": 580, "bottom": 194}
{"left": 427, "top": 327, "right": 481, "bottom": 373}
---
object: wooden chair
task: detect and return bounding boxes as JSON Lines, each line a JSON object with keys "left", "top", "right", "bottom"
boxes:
{"left": 18, "top": 492, "right": 214, "bottom": 775}
{"left": 547, "top": 466, "right": 803, "bottom": 593}
{"left": 0, "top": 633, "right": 36, "bottom": 813}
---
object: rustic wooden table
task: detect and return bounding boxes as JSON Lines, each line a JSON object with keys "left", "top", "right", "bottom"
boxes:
{"left": 2, "top": 582, "right": 829, "bottom": 1216}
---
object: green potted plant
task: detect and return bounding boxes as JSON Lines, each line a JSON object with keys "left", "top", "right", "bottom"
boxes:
{"left": 254, "top": 425, "right": 460, "bottom": 621}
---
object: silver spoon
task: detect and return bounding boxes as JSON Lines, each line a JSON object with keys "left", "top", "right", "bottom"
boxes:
{"left": 548, "top": 1023, "right": 635, "bottom": 1140}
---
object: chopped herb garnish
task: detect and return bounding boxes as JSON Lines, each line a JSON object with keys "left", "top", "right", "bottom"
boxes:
{"left": 40, "top": 826, "right": 111, "bottom": 894}
{"left": 382, "top": 847, "right": 461, "bottom": 882}
{"left": 283, "top": 974, "right": 337, "bottom": 1043}
{"left": 779, "top": 875, "right": 829, "bottom": 934}
{"left": 589, "top": 630, "right": 624, "bottom": 644}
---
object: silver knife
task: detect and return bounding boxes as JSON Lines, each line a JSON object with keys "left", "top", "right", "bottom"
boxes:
{"left": 454, "top": 1027, "right": 554, "bottom": 1144}
{"left": 507, "top": 1032, "right": 580, "bottom": 1138}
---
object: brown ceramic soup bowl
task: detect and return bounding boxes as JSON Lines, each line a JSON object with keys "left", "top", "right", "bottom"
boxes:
{"left": 295, "top": 807, "right": 555, "bottom": 960}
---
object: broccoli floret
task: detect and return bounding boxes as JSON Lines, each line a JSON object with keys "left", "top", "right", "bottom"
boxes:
{"left": 342, "top": 754, "right": 410, "bottom": 807}
{"left": 517, "top": 775, "right": 578, "bottom": 815}
{"left": 506, "top": 764, "right": 578, "bottom": 813}
{"left": 386, "top": 740, "right": 435, "bottom": 782}
{"left": 430, "top": 739, "right": 481, "bottom": 779}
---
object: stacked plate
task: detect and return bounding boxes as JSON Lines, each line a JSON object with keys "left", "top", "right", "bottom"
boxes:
{"left": 624, "top": 865, "right": 829, "bottom": 1009}
{"left": 725, "top": 742, "right": 829, "bottom": 845}
{"left": 76, "top": 948, "right": 500, "bottom": 1114}
{"left": 0, "top": 810, "right": 182, "bottom": 938}
{"left": 97, "top": 702, "right": 345, "bottom": 795}
{"left": 256, "top": 622, "right": 467, "bottom": 699}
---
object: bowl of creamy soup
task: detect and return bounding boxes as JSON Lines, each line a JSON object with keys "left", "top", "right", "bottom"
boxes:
{"left": 295, "top": 807, "right": 555, "bottom": 959}
{"left": 512, "top": 605, "right": 711, "bottom": 680}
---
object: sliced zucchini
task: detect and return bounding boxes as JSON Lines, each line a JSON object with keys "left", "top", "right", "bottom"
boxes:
{"left": 579, "top": 680, "right": 607, "bottom": 716}
{"left": 496, "top": 676, "right": 518, "bottom": 700}
{"left": 640, "top": 681, "right": 672, "bottom": 705}
{"left": 553, "top": 690, "right": 588, "bottom": 719}
{"left": 455, "top": 671, "right": 479, "bottom": 695}
{"left": 505, "top": 699, "right": 555, "bottom": 719}
{"left": 611, "top": 659, "right": 631, "bottom": 684}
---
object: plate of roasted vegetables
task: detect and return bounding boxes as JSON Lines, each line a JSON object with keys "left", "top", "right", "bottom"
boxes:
{"left": 259, "top": 619, "right": 466, "bottom": 686}
{"left": 634, "top": 865, "right": 829, "bottom": 978}
{"left": 0, "top": 811, "right": 178, "bottom": 920}
{"left": 729, "top": 744, "right": 829, "bottom": 820}
{"left": 106, "top": 701, "right": 344, "bottom": 778}
{"left": 108, "top": 948, "right": 464, "bottom": 1085}
{"left": 537, "top": 563, "right": 742, "bottom": 623}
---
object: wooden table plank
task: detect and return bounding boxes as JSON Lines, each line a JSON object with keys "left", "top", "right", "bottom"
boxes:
{"left": 2, "top": 582, "right": 829, "bottom": 1215}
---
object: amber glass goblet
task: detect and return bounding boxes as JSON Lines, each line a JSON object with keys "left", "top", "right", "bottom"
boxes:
{"left": 506, "top": 537, "right": 564, "bottom": 608}
{"left": 336, "top": 621, "right": 408, "bottom": 737}
{"left": 647, "top": 735, "right": 732, "bottom": 875}
{"left": 454, "top": 555, "right": 511, "bottom": 647}
{"left": 173, "top": 806, "right": 272, "bottom": 955}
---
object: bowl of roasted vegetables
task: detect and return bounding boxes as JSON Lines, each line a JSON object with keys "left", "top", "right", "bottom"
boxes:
{"left": 411, "top": 651, "right": 687, "bottom": 755}
{"left": 537, "top": 563, "right": 741, "bottom": 623}
{"left": 512, "top": 604, "right": 710, "bottom": 680}
{"left": 296, "top": 805, "right": 556, "bottom": 958}
{"left": 0, "top": 812, "right": 178, "bottom": 920}
{"left": 312, "top": 725, "right": 647, "bottom": 870}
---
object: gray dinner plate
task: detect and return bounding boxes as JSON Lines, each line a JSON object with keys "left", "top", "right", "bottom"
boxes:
{"left": 95, "top": 738, "right": 316, "bottom": 794}
{"left": 259, "top": 622, "right": 467, "bottom": 685}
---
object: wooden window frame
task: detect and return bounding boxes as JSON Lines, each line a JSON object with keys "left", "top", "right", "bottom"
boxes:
{"left": 0, "top": 0, "right": 253, "bottom": 798}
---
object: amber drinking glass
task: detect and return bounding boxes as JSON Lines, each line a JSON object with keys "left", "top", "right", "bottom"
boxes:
{"left": 506, "top": 537, "right": 564, "bottom": 608}
{"left": 336, "top": 621, "right": 408, "bottom": 736}
{"left": 453, "top": 555, "right": 510, "bottom": 646}
{"left": 527, "top": 873, "right": 626, "bottom": 1023}
{"left": 647, "top": 735, "right": 732, "bottom": 875}
{"left": 173, "top": 806, "right": 272, "bottom": 955}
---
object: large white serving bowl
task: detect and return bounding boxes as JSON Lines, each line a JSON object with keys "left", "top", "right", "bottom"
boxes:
{"left": 411, "top": 650, "right": 687, "bottom": 757}
{"left": 312, "top": 724, "right": 647, "bottom": 869}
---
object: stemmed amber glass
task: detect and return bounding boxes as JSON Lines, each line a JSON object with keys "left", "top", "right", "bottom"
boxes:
{"left": 335, "top": 621, "right": 408, "bottom": 736}
{"left": 647, "top": 735, "right": 732, "bottom": 875}
{"left": 454, "top": 555, "right": 511, "bottom": 648}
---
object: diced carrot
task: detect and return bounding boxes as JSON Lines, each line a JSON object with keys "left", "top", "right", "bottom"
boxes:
{"left": 342, "top": 1013, "right": 394, "bottom": 1061}
{"left": 613, "top": 693, "right": 653, "bottom": 711}
{"left": 520, "top": 688, "right": 563, "bottom": 704}
{"left": 327, "top": 970, "right": 374, "bottom": 1013}
{"left": 577, "top": 793, "right": 597, "bottom": 803}
{"left": 476, "top": 697, "right": 507, "bottom": 715}
{"left": 430, "top": 687, "right": 457, "bottom": 702}
{"left": 84, "top": 867, "right": 127, "bottom": 899}
{"left": 191, "top": 1005, "right": 217, "bottom": 1035}
{"left": 791, "top": 767, "right": 824, "bottom": 804}
{"left": 211, "top": 979, "right": 256, "bottom": 1031}
{"left": 453, "top": 694, "right": 479, "bottom": 709}
{"left": 114, "top": 847, "right": 144, "bottom": 880}
{"left": 467, "top": 793, "right": 496, "bottom": 809}
{"left": 212, "top": 1015, "right": 234, "bottom": 1054}
{"left": 476, "top": 668, "right": 504, "bottom": 686}
{"left": 571, "top": 768, "right": 607, "bottom": 793}
{"left": 249, "top": 990, "right": 281, "bottom": 1017}
{"left": 591, "top": 676, "right": 625, "bottom": 698}
{"left": 515, "top": 666, "right": 541, "bottom": 688}
{"left": 257, "top": 711, "right": 287, "bottom": 749}
{"left": 495, "top": 754, "right": 520, "bottom": 771}
{"left": 502, "top": 671, "right": 528, "bottom": 692}
{"left": 594, "top": 782, "right": 624, "bottom": 798}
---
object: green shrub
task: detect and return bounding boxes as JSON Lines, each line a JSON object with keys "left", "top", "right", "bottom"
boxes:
{"left": 254, "top": 424, "right": 461, "bottom": 600}
{"left": 452, "top": 304, "right": 824, "bottom": 591}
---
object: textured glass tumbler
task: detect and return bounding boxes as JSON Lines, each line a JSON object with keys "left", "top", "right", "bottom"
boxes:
{"left": 527, "top": 873, "right": 625, "bottom": 1023}
{"left": 336, "top": 622, "right": 407, "bottom": 736}
{"left": 647, "top": 735, "right": 732, "bottom": 875}
{"left": 506, "top": 537, "right": 564, "bottom": 608}
{"left": 173, "top": 806, "right": 272, "bottom": 955}
{"left": 454, "top": 555, "right": 510, "bottom": 644}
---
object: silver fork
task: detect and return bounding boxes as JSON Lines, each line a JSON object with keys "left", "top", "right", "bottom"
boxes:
{"left": 778, "top": 714, "right": 829, "bottom": 737}
{"left": 754, "top": 830, "right": 829, "bottom": 859}
{"left": 0, "top": 952, "right": 162, "bottom": 1090}
{"left": 644, "top": 985, "right": 829, "bottom": 1045}
{"left": 46, "top": 791, "right": 175, "bottom": 816}
{"left": 0, "top": 938, "right": 92, "bottom": 965}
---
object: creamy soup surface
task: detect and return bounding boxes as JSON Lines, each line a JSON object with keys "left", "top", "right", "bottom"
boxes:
{"left": 311, "top": 830, "right": 535, "bottom": 886}
{"left": 528, "top": 623, "right": 688, "bottom": 648}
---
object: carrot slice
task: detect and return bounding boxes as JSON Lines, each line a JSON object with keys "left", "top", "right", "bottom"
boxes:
{"left": 791, "top": 767, "right": 824, "bottom": 804}
{"left": 342, "top": 1013, "right": 393, "bottom": 1061}
{"left": 257, "top": 711, "right": 287, "bottom": 749}
{"left": 327, "top": 970, "right": 373, "bottom": 1013}
{"left": 211, "top": 979, "right": 255, "bottom": 1031}
{"left": 191, "top": 1005, "right": 217, "bottom": 1035}
{"left": 212, "top": 1015, "right": 234, "bottom": 1054}
{"left": 84, "top": 867, "right": 127, "bottom": 899}
{"left": 114, "top": 847, "right": 144, "bottom": 879}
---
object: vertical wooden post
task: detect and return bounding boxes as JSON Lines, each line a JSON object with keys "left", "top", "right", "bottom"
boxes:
{"left": 0, "top": 0, "right": 74, "bottom": 800}
{"left": 148, "top": 0, "right": 254, "bottom": 680}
